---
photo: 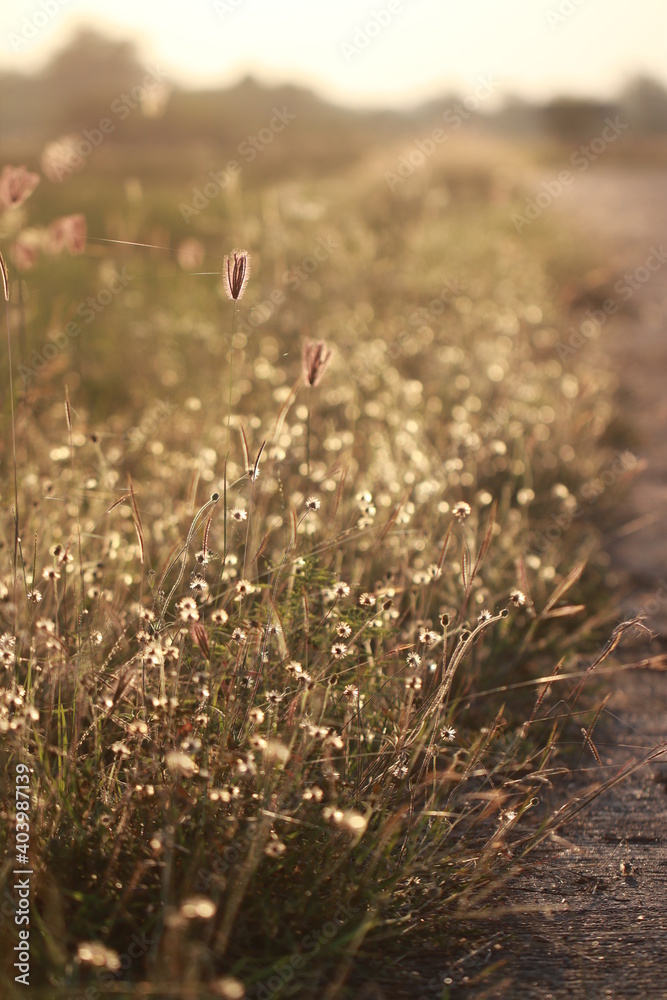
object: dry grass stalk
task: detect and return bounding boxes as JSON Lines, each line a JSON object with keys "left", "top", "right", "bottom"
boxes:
{"left": 222, "top": 249, "right": 250, "bottom": 301}
{"left": 303, "top": 339, "right": 332, "bottom": 387}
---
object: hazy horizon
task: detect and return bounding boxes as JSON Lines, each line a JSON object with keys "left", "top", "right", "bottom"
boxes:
{"left": 1, "top": 0, "right": 665, "bottom": 110}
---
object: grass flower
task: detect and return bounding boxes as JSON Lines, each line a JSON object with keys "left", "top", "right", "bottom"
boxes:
{"left": 302, "top": 340, "right": 332, "bottom": 387}
{"left": 176, "top": 596, "right": 199, "bottom": 622}
{"left": 222, "top": 249, "right": 250, "bottom": 301}
{"left": 47, "top": 214, "right": 86, "bottom": 255}
{"left": 452, "top": 501, "right": 471, "bottom": 521}
{"left": 0, "top": 164, "right": 40, "bottom": 210}
{"left": 510, "top": 588, "right": 526, "bottom": 607}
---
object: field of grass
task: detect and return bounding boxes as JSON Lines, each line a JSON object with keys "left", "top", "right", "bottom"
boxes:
{"left": 0, "top": 135, "right": 642, "bottom": 998}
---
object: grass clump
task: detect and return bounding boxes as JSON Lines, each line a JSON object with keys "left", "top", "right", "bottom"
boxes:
{"left": 0, "top": 146, "right": 636, "bottom": 998}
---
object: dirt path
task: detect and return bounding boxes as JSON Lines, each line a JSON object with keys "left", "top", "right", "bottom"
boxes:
{"left": 558, "top": 169, "right": 667, "bottom": 630}
{"left": 456, "top": 167, "right": 667, "bottom": 1000}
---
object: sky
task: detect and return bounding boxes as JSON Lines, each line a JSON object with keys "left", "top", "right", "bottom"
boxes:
{"left": 1, "top": 0, "right": 665, "bottom": 108}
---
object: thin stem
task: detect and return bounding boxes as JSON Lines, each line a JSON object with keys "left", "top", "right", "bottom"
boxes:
{"left": 225, "top": 301, "right": 238, "bottom": 458}
{"left": 5, "top": 292, "right": 20, "bottom": 623}
{"left": 241, "top": 475, "right": 255, "bottom": 582}
{"left": 66, "top": 391, "right": 85, "bottom": 615}
{"left": 306, "top": 388, "right": 312, "bottom": 479}
{"left": 16, "top": 274, "right": 25, "bottom": 370}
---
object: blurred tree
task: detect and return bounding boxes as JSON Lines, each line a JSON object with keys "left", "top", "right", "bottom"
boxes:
{"left": 539, "top": 97, "right": 619, "bottom": 140}
{"left": 618, "top": 75, "right": 667, "bottom": 133}
{"left": 41, "top": 29, "right": 145, "bottom": 126}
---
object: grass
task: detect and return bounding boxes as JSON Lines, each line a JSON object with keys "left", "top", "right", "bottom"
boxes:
{"left": 0, "top": 138, "right": 645, "bottom": 998}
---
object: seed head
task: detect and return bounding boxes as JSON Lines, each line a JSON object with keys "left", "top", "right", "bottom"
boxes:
{"left": 189, "top": 575, "right": 208, "bottom": 595}
{"left": 0, "top": 164, "right": 40, "bottom": 210}
{"left": 176, "top": 596, "right": 199, "bottom": 622}
{"left": 0, "top": 250, "right": 9, "bottom": 302}
{"left": 510, "top": 588, "right": 526, "bottom": 607}
{"left": 303, "top": 340, "right": 332, "bottom": 387}
{"left": 264, "top": 839, "right": 286, "bottom": 857}
{"left": 222, "top": 249, "right": 250, "bottom": 301}
{"left": 48, "top": 214, "right": 86, "bottom": 255}
{"left": 452, "top": 501, "right": 471, "bottom": 521}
